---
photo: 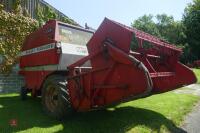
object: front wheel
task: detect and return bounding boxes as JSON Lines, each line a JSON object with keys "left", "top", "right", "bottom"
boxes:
{"left": 42, "top": 75, "right": 73, "bottom": 120}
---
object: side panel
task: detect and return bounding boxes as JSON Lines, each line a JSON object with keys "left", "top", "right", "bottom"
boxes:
{"left": 19, "top": 71, "right": 52, "bottom": 90}
{"left": 59, "top": 43, "right": 90, "bottom": 67}
{"left": 152, "top": 62, "right": 197, "bottom": 93}
{"left": 22, "top": 20, "right": 57, "bottom": 51}
{"left": 20, "top": 45, "right": 59, "bottom": 68}
{"left": 87, "top": 18, "right": 133, "bottom": 69}
{"left": 68, "top": 64, "right": 150, "bottom": 111}
{"left": 68, "top": 44, "right": 152, "bottom": 111}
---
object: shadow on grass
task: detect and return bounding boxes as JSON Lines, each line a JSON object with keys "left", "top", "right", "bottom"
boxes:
{"left": 0, "top": 95, "right": 186, "bottom": 133}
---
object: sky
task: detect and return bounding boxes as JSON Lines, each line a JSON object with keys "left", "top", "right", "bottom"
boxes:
{"left": 45, "top": 0, "right": 193, "bottom": 29}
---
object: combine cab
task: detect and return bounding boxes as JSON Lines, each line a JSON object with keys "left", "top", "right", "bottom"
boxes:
{"left": 19, "top": 18, "right": 196, "bottom": 119}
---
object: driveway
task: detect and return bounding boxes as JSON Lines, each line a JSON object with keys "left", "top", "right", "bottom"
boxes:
{"left": 174, "top": 84, "right": 200, "bottom": 96}
{"left": 174, "top": 84, "right": 200, "bottom": 133}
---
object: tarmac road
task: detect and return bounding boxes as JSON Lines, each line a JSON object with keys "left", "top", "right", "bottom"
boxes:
{"left": 182, "top": 102, "right": 200, "bottom": 133}
{"left": 174, "top": 84, "right": 200, "bottom": 133}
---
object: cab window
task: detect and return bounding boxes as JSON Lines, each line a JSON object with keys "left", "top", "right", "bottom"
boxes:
{"left": 58, "top": 24, "right": 93, "bottom": 46}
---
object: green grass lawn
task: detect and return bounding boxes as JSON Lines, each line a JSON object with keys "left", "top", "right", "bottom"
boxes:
{"left": 193, "top": 69, "right": 200, "bottom": 84}
{"left": 0, "top": 92, "right": 199, "bottom": 133}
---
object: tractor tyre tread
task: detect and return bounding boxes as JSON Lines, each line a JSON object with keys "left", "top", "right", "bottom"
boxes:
{"left": 42, "top": 75, "right": 73, "bottom": 120}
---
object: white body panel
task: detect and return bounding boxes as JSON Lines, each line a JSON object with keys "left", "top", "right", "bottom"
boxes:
{"left": 59, "top": 42, "right": 90, "bottom": 67}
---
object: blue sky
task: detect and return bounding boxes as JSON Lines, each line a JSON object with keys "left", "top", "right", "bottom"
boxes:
{"left": 45, "top": 0, "right": 192, "bottom": 29}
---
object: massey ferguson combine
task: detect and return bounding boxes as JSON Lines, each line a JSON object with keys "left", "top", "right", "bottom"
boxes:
{"left": 19, "top": 18, "right": 196, "bottom": 119}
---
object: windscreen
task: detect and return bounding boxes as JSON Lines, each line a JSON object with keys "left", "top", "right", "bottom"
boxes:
{"left": 58, "top": 24, "right": 93, "bottom": 46}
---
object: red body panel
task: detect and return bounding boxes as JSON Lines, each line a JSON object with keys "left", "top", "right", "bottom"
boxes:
{"left": 22, "top": 21, "right": 57, "bottom": 51}
{"left": 68, "top": 45, "right": 151, "bottom": 110}
{"left": 20, "top": 20, "right": 59, "bottom": 68}
{"left": 20, "top": 49, "right": 59, "bottom": 67}
{"left": 151, "top": 63, "right": 196, "bottom": 92}
{"left": 19, "top": 70, "right": 52, "bottom": 97}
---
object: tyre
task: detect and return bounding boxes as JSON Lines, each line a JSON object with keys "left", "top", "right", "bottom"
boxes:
{"left": 20, "top": 87, "right": 28, "bottom": 100}
{"left": 42, "top": 75, "right": 73, "bottom": 120}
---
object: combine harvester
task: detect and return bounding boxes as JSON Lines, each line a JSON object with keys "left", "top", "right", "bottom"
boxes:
{"left": 19, "top": 18, "right": 196, "bottom": 119}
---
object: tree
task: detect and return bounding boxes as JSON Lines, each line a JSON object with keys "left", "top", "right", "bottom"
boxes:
{"left": 23, "top": 9, "right": 31, "bottom": 18}
{"left": 36, "top": 4, "right": 57, "bottom": 26}
{"left": 132, "top": 14, "right": 185, "bottom": 45}
{"left": 60, "top": 16, "right": 78, "bottom": 25}
{"left": 43, "top": 6, "right": 58, "bottom": 21}
{"left": 13, "top": 0, "right": 23, "bottom": 15}
{"left": 131, "top": 14, "right": 161, "bottom": 37}
{"left": 36, "top": 4, "right": 78, "bottom": 26}
{"left": 0, "top": 9, "right": 38, "bottom": 73}
{"left": 0, "top": 4, "right": 3, "bottom": 10}
{"left": 183, "top": 0, "right": 200, "bottom": 62}
{"left": 36, "top": 3, "right": 45, "bottom": 26}
{"left": 131, "top": 14, "right": 190, "bottom": 63}
{"left": 184, "top": 0, "right": 200, "bottom": 14}
{"left": 156, "top": 14, "right": 185, "bottom": 45}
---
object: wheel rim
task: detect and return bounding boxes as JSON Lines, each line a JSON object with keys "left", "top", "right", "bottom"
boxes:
{"left": 45, "top": 85, "right": 59, "bottom": 113}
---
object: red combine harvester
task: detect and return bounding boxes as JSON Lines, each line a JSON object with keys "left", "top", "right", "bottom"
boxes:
{"left": 19, "top": 18, "right": 196, "bottom": 119}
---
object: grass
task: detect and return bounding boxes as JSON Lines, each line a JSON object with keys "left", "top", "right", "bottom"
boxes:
{"left": 0, "top": 92, "right": 199, "bottom": 133}
{"left": 193, "top": 69, "right": 200, "bottom": 84}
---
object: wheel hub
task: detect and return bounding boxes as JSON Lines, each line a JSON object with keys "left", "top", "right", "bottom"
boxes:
{"left": 45, "top": 86, "right": 59, "bottom": 112}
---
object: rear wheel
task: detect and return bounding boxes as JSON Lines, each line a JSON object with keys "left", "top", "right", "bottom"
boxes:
{"left": 42, "top": 75, "right": 73, "bottom": 120}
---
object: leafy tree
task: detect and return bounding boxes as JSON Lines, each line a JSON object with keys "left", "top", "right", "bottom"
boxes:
{"left": 36, "top": 4, "right": 78, "bottom": 26}
{"left": 131, "top": 14, "right": 192, "bottom": 63}
{"left": 132, "top": 14, "right": 185, "bottom": 45}
{"left": 156, "top": 14, "right": 185, "bottom": 45}
{"left": 0, "top": 9, "right": 38, "bottom": 73}
{"left": 185, "top": 0, "right": 200, "bottom": 14}
{"left": 36, "top": 4, "right": 57, "bottom": 26}
{"left": 44, "top": 6, "right": 58, "bottom": 21}
{"left": 0, "top": 4, "right": 3, "bottom": 10}
{"left": 36, "top": 3, "right": 45, "bottom": 26}
{"left": 13, "top": 0, "right": 23, "bottom": 15}
{"left": 183, "top": 0, "right": 200, "bottom": 62}
{"left": 23, "top": 9, "right": 31, "bottom": 18}
{"left": 60, "top": 16, "right": 78, "bottom": 25}
{"left": 131, "top": 14, "right": 161, "bottom": 37}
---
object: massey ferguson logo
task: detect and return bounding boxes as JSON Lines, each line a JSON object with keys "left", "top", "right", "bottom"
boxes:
{"left": 20, "top": 43, "right": 55, "bottom": 56}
